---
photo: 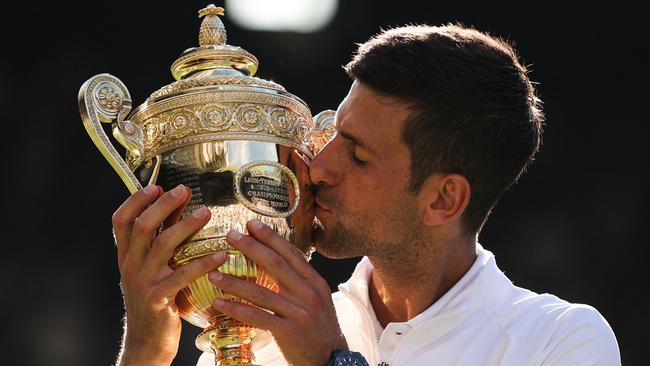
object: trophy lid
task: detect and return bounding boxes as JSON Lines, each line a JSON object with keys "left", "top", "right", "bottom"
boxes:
{"left": 170, "top": 5, "right": 258, "bottom": 80}
{"left": 122, "top": 5, "right": 313, "bottom": 168}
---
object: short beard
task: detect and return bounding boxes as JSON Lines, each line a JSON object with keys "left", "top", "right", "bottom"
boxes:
{"left": 312, "top": 217, "right": 369, "bottom": 259}
{"left": 311, "top": 199, "right": 422, "bottom": 262}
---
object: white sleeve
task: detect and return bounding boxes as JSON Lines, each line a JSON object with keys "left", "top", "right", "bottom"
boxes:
{"left": 540, "top": 305, "right": 620, "bottom": 366}
{"left": 196, "top": 352, "right": 212, "bottom": 366}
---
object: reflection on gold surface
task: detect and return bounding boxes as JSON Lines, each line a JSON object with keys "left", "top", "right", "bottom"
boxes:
{"left": 79, "top": 4, "right": 334, "bottom": 365}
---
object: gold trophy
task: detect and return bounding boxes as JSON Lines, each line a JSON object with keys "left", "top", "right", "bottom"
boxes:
{"left": 78, "top": 5, "right": 335, "bottom": 365}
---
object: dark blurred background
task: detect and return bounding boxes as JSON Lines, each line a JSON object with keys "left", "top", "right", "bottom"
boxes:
{"left": 1, "top": 1, "right": 648, "bottom": 365}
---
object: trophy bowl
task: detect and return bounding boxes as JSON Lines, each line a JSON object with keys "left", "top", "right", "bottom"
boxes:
{"left": 78, "top": 5, "right": 335, "bottom": 365}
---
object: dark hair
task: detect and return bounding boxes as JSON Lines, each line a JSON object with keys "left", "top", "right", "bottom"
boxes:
{"left": 345, "top": 24, "right": 544, "bottom": 234}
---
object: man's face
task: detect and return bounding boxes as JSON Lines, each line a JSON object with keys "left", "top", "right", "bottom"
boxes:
{"left": 310, "top": 81, "right": 422, "bottom": 259}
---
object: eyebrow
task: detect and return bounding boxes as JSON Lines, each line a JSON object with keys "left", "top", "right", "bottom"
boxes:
{"left": 339, "top": 129, "right": 377, "bottom": 156}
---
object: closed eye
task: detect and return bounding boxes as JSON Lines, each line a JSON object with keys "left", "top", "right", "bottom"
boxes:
{"left": 351, "top": 146, "right": 368, "bottom": 166}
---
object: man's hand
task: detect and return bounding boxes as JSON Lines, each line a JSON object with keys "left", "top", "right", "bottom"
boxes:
{"left": 208, "top": 219, "right": 348, "bottom": 366}
{"left": 112, "top": 184, "right": 227, "bottom": 366}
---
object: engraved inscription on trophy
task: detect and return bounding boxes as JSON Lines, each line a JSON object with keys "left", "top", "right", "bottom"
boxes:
{"left": 244, "top": 171, "right": 289, "bottom": 208}
{"left": 235, "top": 161, "right": 299, "bottom": 217}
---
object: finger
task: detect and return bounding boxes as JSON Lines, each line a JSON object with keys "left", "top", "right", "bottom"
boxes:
{"left": 212, "top": 297, "right": 285, "bottom": 334}
{"left": 247, "top": 219, "right": 324, "bottom": 283}
{"left": 225, "top": 230, "right": 316, "bottom": 298}
{"left": 208, "top": 271, "right": 300, "bottom": 317}
{"left": 163, "top": 187, "right": 192, "bottom": 229}
{"left": 112, "top": 185, "right": 162, "bottom": 269}
{"left": 156, "top": 251, "right": 228, "bottom": 297}
{"left": 144, "top": 206, "right": 212, "bottom": 275}
{"left": 125, "top": 184, "right": 190, "bottom": 269}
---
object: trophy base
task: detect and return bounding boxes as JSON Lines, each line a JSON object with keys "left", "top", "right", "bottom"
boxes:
{"left": 196, "top": 315, "right": 272, "bottom": 366}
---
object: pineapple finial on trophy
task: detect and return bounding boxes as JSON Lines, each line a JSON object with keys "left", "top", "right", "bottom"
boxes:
{"left": 171, "top": 4, "right": 258, "bottom": 80}
{"left": 198, "top": 4, "right": 227, "bottom": 46}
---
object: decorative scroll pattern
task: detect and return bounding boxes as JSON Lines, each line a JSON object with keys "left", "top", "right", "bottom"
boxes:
{"left": 79, "top": 74, "right": 142, "bottom": 193}
{"left": 147, "top": 76, "right": 285, "bottom": 102}
{"left": 96, "top": 85, "right": 123, "bottom": 113}
{"left": 311, "top": 109, "right": 337, "bottom": 154}
{"left": 132, "top": 94, "right": 313, "bottom": 161}
{"left": 89, "top": 81, "right": 334, "bottom": 170}
{"left": 171, "top": 237, "right": 232, "bottom": 265}
{"left": 207, "top": 314, "right": 251, "bottom": 330}
{"left": 217, "top": 348, "right": 254, "bottom": 360}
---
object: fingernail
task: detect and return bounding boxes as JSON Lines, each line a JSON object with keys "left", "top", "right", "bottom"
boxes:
{"left": 214, "top": 298, "right": 225, "bottom": 306}
{"left": 210, "top": 270, "right": 223, "bottom": 282}
{"left": 249, "top": 219, "right": 263, "bottom": 230}
{"left": 143, "top": 185, "right": 157, "bottom": 196}
{"left": 171, "top": 184, "right": 186, "bottom": 197}
{"left": 192, "top": 206, "right": 209, "bottom": 219}
{"left": 227, "top": 229, "right": 242, "bottom": 241}
{"left": 213, "top": 251, "right": 227, "bottom": 261}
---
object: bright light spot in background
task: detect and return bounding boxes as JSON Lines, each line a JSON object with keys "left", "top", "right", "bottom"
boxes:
{"left": 225, "top": 0, "right": 338, "bottom": 33}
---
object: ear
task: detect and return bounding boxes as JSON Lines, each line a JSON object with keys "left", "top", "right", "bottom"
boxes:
{"left": 417, "top": 174, "right": 471, "bottom": 226}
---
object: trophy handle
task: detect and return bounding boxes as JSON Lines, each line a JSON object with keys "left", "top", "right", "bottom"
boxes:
{"left": 78, "top": 74, "right": 144, "bottom": 193}
{"left": 311, "top": 109, "right": 337, "bottom": 155}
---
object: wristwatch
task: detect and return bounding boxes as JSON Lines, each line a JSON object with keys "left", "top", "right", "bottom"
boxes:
{"left": 327, "top": 350, "right": 370, "bottom": 366}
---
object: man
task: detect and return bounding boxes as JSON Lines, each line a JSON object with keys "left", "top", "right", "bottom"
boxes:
{"left": 112, "top": 24, "right": 620, "bottom": 365}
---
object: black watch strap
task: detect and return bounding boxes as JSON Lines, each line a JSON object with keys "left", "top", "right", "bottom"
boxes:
{"left": 327, "top": 350, "right": 370, "bottom": 366}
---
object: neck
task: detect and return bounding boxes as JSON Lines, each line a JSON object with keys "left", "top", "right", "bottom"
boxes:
{"left": 367, "top": 235, "right": 477, "bottom": 328}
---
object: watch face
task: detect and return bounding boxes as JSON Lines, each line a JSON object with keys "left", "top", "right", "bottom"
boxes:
{"left": 331, "top": 350, "right": 370, "bottom": 366}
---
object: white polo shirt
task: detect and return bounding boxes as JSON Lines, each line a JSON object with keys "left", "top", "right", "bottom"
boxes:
{"left": 198, "top": 244, "right": 620, "bottom": 366}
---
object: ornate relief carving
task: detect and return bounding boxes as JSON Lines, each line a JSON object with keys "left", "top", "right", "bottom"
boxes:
{"left": 147, "top": 76, "right": 285, "bottom": 102}
{"left": 95, "top": 85, "right": 123, "bottom": 113}
{"left": 201, "top": 104, "right": 232, "bottom": 131}
{"left": 134, "top": 98, "right": 313, "bottom": 161}
{"left": 171, "top": 237, "right": 232, "bottom": 265}
{"left": 311, "top": 109, "right": 337, "bottom": 154}
{"left": 80, "top": 74, "right": 143, "bottom": 193}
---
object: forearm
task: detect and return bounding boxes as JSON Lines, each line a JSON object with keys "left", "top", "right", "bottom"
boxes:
{"left": 115, "top": 325, "right": 177, "bottom": 366}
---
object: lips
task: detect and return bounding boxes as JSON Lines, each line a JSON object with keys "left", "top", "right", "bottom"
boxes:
{"left": 314, "top": 197, "right": 331, "bottom": 212}
{"left": 313, "top": 196, "right": 333, "bottom": 220}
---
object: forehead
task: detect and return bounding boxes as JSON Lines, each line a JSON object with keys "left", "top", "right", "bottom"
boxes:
{"left": 335, "top": 81, "right": 412, "bottom": 154}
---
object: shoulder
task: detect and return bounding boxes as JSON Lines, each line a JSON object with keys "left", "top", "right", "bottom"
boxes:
{"left": 493, "top": 288, "right": 620, "bottom": 365}
{"left": 475, "top": 258, "right": 620, "bottom": 365}
{"left": 531, "top": 299, "right": 620, "bottom": 365}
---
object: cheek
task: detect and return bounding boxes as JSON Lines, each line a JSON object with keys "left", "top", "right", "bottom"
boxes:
{"left": 341, "top": 172, "right": 408, "bottom": 214}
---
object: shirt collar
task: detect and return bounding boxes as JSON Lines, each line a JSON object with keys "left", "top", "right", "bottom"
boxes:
{"left": 338, "top": 243, "right": 497, "bottom": 328}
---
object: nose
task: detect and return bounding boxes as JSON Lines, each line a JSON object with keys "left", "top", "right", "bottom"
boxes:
{"left": 309, "top": 135, "right": 340, "bottom": 187}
